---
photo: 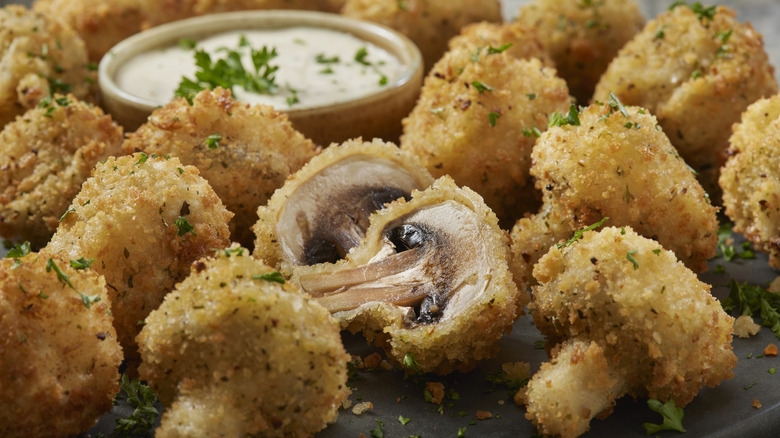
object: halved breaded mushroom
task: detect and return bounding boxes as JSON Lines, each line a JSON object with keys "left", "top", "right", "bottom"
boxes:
{"left": 253, "top": 138, "right": 434, "bottom": 271}
{"left": 292, "top": 176, "right": 526, "bottom": 374}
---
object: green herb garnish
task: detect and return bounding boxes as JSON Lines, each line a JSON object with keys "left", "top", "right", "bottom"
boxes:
{"left": 206, "top": 132, "right": 221, "bottom": 149}
{"left": 114, "top": 374, "right": 160, "bottom": 437}
{"left": 46, "top": 258, "right": 101, "bottom": 308}
{"left": 253, "top": 271, "right": 285, "bottom": 284}
{"left": 549, "top": 104, "right": 581, "bottom": 127}
{"left": 642, "top": 398, "right": 686, "bottom": 434}
{"left": 471, "top": 81, "right": 494, "bottom": 94}
{"left": 174, "top": 216, "right": 196, "bottom": 236}
{"left": 557, "top": 217, "right": 609, "bottom": 249}
{"left": 722, "top": 280, "right": 780, "bottom": 340}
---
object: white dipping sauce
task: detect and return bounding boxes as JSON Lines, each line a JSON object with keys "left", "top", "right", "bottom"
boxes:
{"left": 115, "top": 27, "right": 403, "bottom": 109}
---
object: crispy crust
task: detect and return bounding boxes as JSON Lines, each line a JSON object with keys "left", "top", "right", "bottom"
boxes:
{"left": 400, "top": 45, "right": 572, "bottom": 225}
{"left": 341, "top": 0, "right": 502, "bottom": 71}
{"left": 33, "top": 0, "right": 145, "bottom": 62}
{"left": 123, "top": 88, "right": 318, "bottom": 247}
{"left": 0, "top": 250, "right": 122, "bottom": 437}
{"left": 45, "top": 153, "right": 232, "bottom": 364}
{"left": 528, "top": 103, "right": 718, "bottom": 273}
{"left": 0, "top": 95, "right": 124, "bottom": 248}
{"left": 138, "top": 245, "right": 349, "bottom": 437}
{"left": 593, "top": 5, "right": 777, "bottom": 198}
{"left": 720, "top": 94, "right": 780, "bottom": 268}
{"left": 532, "top": 227, "right": 736, "bottom": 406}
{"left": 141, "top": 0, "right": 346, "bottom": 26}
{"left": 516, "top": 0, "right": 645, "bottom": 103}
{"left": 0, "top": 6, "right": 95, "bottom": 128}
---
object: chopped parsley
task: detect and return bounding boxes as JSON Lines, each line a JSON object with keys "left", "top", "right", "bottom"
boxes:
{"left": 626, "top": 250, "right": 639, "bottom": 269}
{"left": 353, "top": 46, "right": 389, "bottom": 86}
{"left": 471, "top": 81, "right": 494, "bottom": 94}
{"left": 722, "top": 280, "right": 780, "bottom": 340}
{"left": 668, "top": 1, "right": 716, "bottom": 21}
{"left": 556, "top": 217, "right": 609, "bottom": 249}
{"left": 315, "top": 53, "right": 340, "bottom": 64}
{"left": 402, "top": 352, "right": 422, "bottom": 375}
{"left": 488, "top": 112, "right": 500, "bottom": 127}
{"left": 643, "top": 398, "right": 686, "bottom": 434}
{"left": 485, "top": 368, "right": 528, "bottom": 396}
{"left": 114, "top": 374, "right": 160, "bottom": 437}
{"left": 523, "top": 127, "right": 541, "bottom": 138}
{"left": 398, "top": 415, "right": 411, "bottom": 426}
{"left": 46, "top": 258, "right": 101, "bottom": 309}
{"left": 175, "top": 39, "right": 279, "bottom": 103}
{"left": 487, "top": 43, "right": 513, "bottom": 54}
{"left": 370, "top": 419, "right": 384, "bottom": 438}
{"left": 174, "top": 216, "right": 196, "bottom": 236}
{"left": 70, "top": 257, "right": 94, "bottom": 270}
{"left": 252, "top": 271, "right": 285, "bottom": 284}
{"left": 548, "top": 104, "right": 581, "bottom": 127}
{"left": 205, "top": 132, "right": 221, "bottom": 149}
{"left": 178, "top": 38, "right": 197, "bottom": 50}
{"left": 6, "top": 241, "right": 31, "bottom": 259}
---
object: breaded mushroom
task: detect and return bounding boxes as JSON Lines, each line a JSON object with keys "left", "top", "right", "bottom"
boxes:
{"left": 341, "top": 0, "right": 502, "bottom": 71}
{"left": 137, "top": 245, "right": 349, "bottom": 437}
{"left": 525, "top": 227, "right": 736, "bottom": 437}
{"left": 720, "top": 94, "right": 780, "bottom": 269}
{"left": 45, "top": 153, "right": 233, "bottom": 366}
{"left": 447, "top": 20, "right": 553, "bottom": 67}
{"left": 1, "top": 248, "right": 122, "bottom": 438}
{"left": 123, "top": 87, "right": 318, "bottom": 247}
{"left": 294, "top": 176, "right": 526, "bottom": 374}
{"left": 33, "top": 0, "right": 145, "bottom": 63}
{"left": 593, "top": 3, "right": 778, "bottom": 199}
{"left": 0, "top": 95, "right": 124, "bottom": 249}
{"left": 509, "top": 102, "right": 718, "bottom": 288}
{"left": 141, "top": 0, "right": 346, "bottom": 27}
{"left": 400, "top": 45, "right": 572, "bottom": 225}
{"left": 0, "top": 6, "right": 95, "bottom": 128}
{"left": 253, "top": 137, "right": 433, "bottom": 272}
{"left": 515, "top": 0, "right": 645, "bottom": 103}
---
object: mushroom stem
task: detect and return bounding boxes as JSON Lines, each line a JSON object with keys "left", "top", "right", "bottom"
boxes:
{"left": 313, "top": 284, "right": 429, "bottom": 313}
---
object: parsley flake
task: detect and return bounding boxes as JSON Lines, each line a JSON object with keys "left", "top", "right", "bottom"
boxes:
{"left": 114, "top": 374, "right": 160, "bottom": 436}
{"left": 642, "top": 398, "right": 686, "bottom": 434}
{"left": 557, "top": 217, "right": 609, "bottom": 249}
{"left": 626, "top": 250, "right": 639, "bottom": 269}
{"left": 488, "top": 112, "right": 500, "bottom": 127}
{"left": 487, "top": 43, "right": 513, "bottom": 54}
{"left": 471, "top": 81, "right": 494, "bottom": 94}
{"left": 548, "top": 104, "right": 581, "bottom": 127}
{"left": 206, "top": 132, "right": 221, "bottom": 149}
{"left": 253, "top": 271, "right": 285, "bottom": 284}
{"left": 174, "top": 216, "right": 196, "bottom": 236}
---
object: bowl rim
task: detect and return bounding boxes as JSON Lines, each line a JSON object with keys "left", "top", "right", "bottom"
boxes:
{"left": 98, "top": 9, "right": 423, "bottom": 117}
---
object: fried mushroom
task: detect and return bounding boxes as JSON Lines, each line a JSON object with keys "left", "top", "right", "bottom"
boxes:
{"left": 137, "top": 245, "right": 349, "bottom": 437}
{"left": 1, "top": 249, "right": 122, "bottom": 438}
{"left": 45, "top": 153, "right": 233, "bottom": 366}
{"left": 509, "top": 102, "right": 718, "bottom": 289}
{"left": 32, "top": 0, "right": 145, "bottom": 63}
{"left": 0, "top": 6, "right": 95, "bottom": 128}
{"left": 123, "top": 87, "right": 318, "bottom": 247}
{"left": 294, "top": 176, "right": 526, "bottom": 374}
{"left": 515, "top": 0, "right": 645, "bottom": 103}
{"left": 593, "top": 3, "right": 778, "bottom": 198}
{"left": 141, "top": 0, "right": 346, "bottom": 27}
{"left": 400, "top": 45, "right": 572, "bottom": 225}
{"left": 524, "top": 227, "right": 737, "bottom": 437}
{"left": 720, "top": 94, "right": 780, "bottom": 269}
{"left": 341, "top": 0, "right": 502, "bottom": 71}
{"left": 253, "top": 137, "right": 434, "bottom": 272}
{"left": 0, "top": 95, "right": 124, "bottom": 249}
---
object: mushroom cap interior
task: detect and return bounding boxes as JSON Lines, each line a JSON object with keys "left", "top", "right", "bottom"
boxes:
{"left": 276, "top": 154, "right": 424, "bottom": 266}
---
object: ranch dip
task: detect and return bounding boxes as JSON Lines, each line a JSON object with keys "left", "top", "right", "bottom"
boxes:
{"left": 115, "top": 27, "right": 404, "bottom": 109}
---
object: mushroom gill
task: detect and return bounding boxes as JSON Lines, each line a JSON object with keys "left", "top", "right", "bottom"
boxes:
{"left": 291, "top": 176, "right": 527, "bottom": 374}
{"left": 253, "top": 138, "right": 434, "bottom": 271}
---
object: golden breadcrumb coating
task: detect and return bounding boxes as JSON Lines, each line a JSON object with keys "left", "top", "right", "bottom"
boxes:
{"left": 0, "top": 95, "right": 124, "bottom": 249}
{"left": 253, "top": 137, "right": 433, "bottom": 272}
{"left": 45, "top": 153, "right": 232, "bottom": 365}
{"left": 527, "top": 227, "right": 736, "bottom": 436}
{"left": 138, "top": 245, "right": 349, "bottom": 437}
{"left": 593, "top": 4, "right": 777, "bottom": 198}
{"left": 141, "top": 0, "right": 346, "bottom": 26}
{"left": 294, "top": 176, "right": 526, "bottom": 374}
{"left": 123, "top": 87, "right": 318, "bottom": 247}
{"left": 0, "top": 250, "right": 122, "bottom": 438}
{"left": 0, "top": 6, "right": 95, "bottom": 128}
{"left": 33, "top": 0, "right": 144, "bottom": 62}
{"left": 516, "top": 0, "right": 644, "bottom": 103}
{"left": 447, "top": 20, "right": 554, "bottom": 67}
{"left": 720, "top": 94, "right": 780, "bottom": 268}
{"left": 510, "top": 102, "right": 717, "bottom": 291}
{"left": 341, "top": 0, "right": 502, "bottom": 71}
{"left": 400, "top": 46, "right": 572, "bottom": 225}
